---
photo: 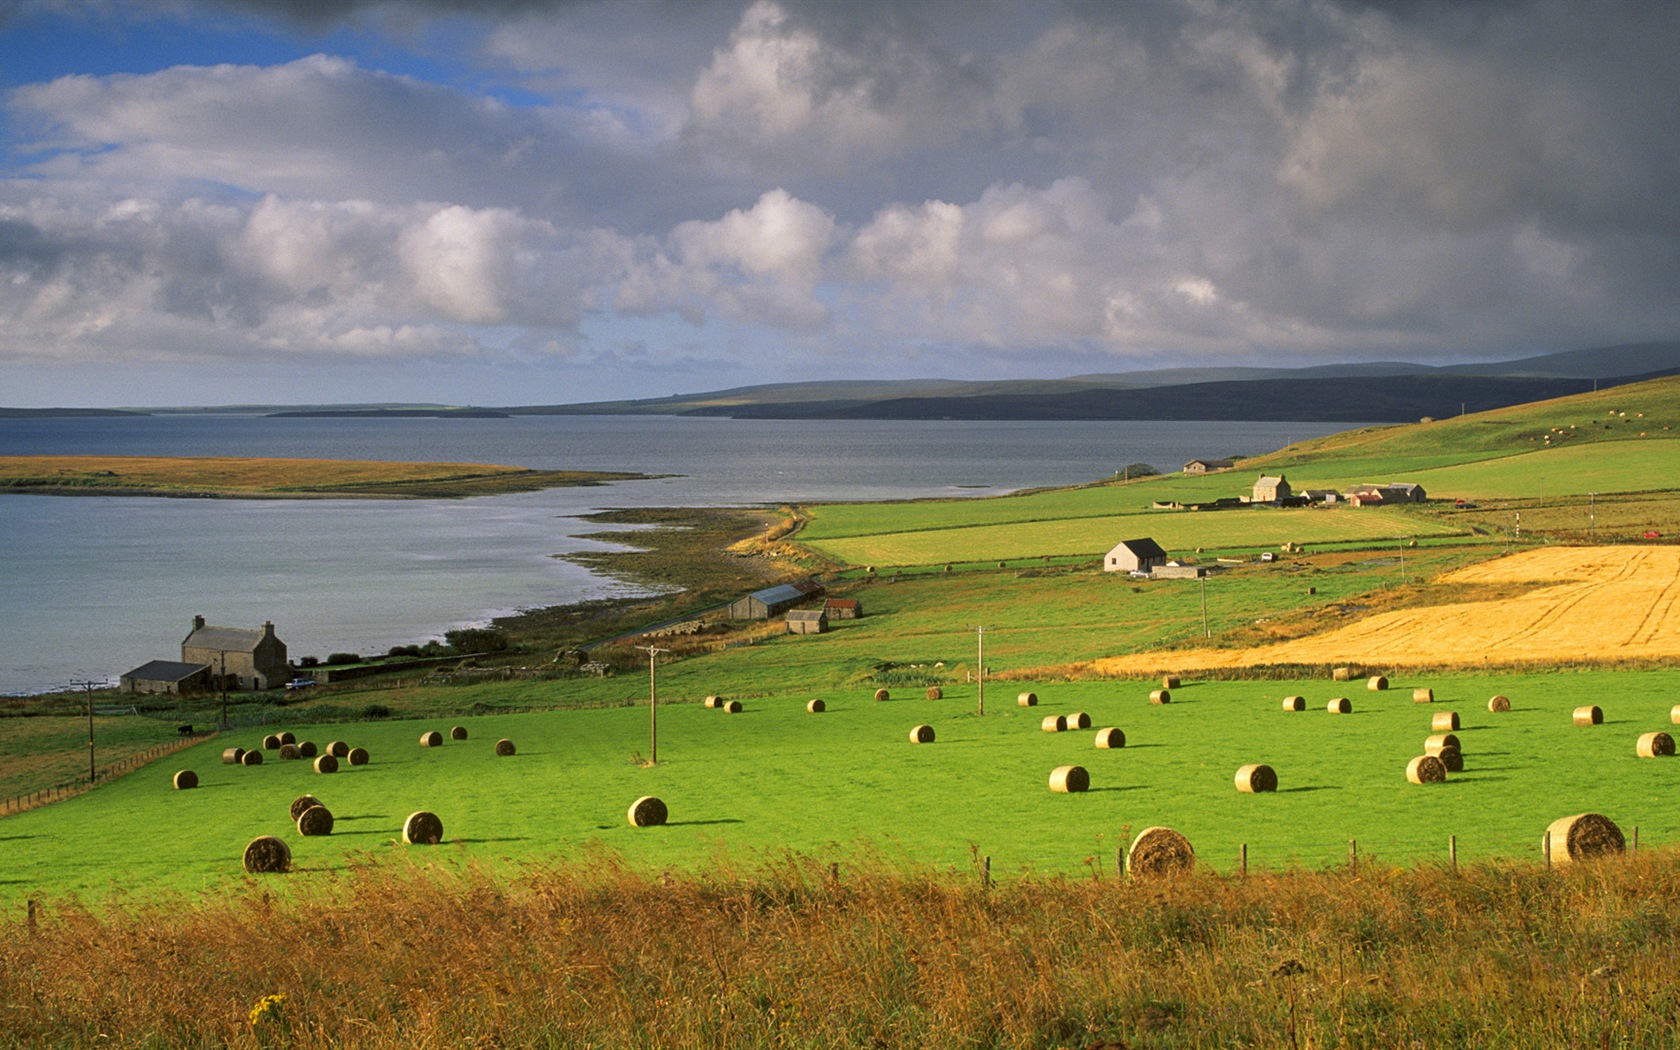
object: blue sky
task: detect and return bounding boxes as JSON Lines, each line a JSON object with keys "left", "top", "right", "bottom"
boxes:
{"left": 2, "top": 0, "right": 1678, "bottom": 407}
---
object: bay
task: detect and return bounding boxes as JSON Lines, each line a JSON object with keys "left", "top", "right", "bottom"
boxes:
{"left": 0, "top": 415, "right": 1354, "bottom": 695}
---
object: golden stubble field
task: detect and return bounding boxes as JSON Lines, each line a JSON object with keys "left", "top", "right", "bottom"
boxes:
{"left": 1088, "top": 544, "right": 1680, "bottom": 673}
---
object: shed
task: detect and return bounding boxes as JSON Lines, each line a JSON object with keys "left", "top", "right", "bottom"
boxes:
{"left": 785, "top": 609, "right": 829, "bottom": 635}
{"left": 824, "top": 598, "right": 862, "bottom": 619}
{"left": 1183, "top": 458, "right": 1235, "bottom": 475}
{"left": 1151, "top": 564, "right": 1209, "bottom": 579}
{"left": 120, "top": 660, "right": 212, "bottom": 696}
{"left": 1252, "top": 475, "right": 1292, "bottom": 503}
{"left": 1104, "top": 537, "right": 1168, "bottom": 574}
{"left": 729, "top": 581, "right": 823, "bottom": 620}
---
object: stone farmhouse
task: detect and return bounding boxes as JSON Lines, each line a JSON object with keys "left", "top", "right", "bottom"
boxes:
{"left": 1104, "top": 537, "right": 1169, "bottom": 574}
{"left": 1183, "top": 458, "right": 1235, "bottom": 474}
{"left": 121, "top": 616, "right": 290, "bottom": 694}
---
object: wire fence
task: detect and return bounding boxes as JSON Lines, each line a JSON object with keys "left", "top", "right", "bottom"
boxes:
{"left": 0, "top": 731, "right": 215, "bottom": 819}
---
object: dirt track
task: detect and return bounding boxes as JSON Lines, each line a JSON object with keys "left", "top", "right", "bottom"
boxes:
{"left": 1088, "top": 545, "right": 1680, "bottom": 673}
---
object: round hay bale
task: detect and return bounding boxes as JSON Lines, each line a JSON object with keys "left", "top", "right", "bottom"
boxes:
{"left": 1431, "top": 711, "right": 1460, "bottom": 732}
{"left": 874, "top": 688, "right": 890, "bottom": 702}
{"left": 909, "top": 724, "right": 935, "bottom": 744}
{"left": 450, "top": 725, "right": 468, "bottom": 741}
{"left": 1041, "top": 714, "right": 1067, "bottom": 733}
{"left": 347, "top": 747, "right": 369, "bottom": 766}
{"left": 1367, "top": 675, "right": 1389, "bottom": 692}
{"left": 1413, "top": 688, "right": 1434, "bottom": 703}
{"left": 222, "top": 747, "right": 246, "bottom": 765}
{"left": 296, "top": 805, "right": 334, "bottom": 837}
{"left": 1543, "top": 813, "right": 1625, "bottom": 864}
{"left": 1281, "top": 695, "right": 1305, "bottom": 711}
{"left": 1235, "top": 764, "right": 1277, "bottom": 793}
{"left": 419, "top": 730, "right": 444, "bottom": 748}
{"left": 1573, "top": 705, "right": 1603, "bottom": 726}
{"left": 1127, "top": 826, "right": 1194, "bottom": 876}
{"left": 277, "top": 731, "right": 296, "bottom": 746}
{"left": 627, "top": 795, "right": 668, "bottom": 827}
{"left": 172, "top": 769, "right": 198, "bottom": 790}
{"left": 1489, "top": 695, "right": 1511, "bottom": 713}
{"left": 1637, "top": 731, "right": 1675, "bottom": 758}
{"left": 289, "top": 794, "right": 324, "bottom": 821}
{"left": 1424, "top": 733, "right": 1462, "bottom": 755}
{"left": 242, "top": 836, "right": 291, "bottom": 874}
{"left": 1150, "top": 689, "right": 1171, "bottom": 705}
{"left": 403, "top": 810, "right": 444, "bottom": 845}
{"left": 1094, "top": 727, "right": 1125, "bottom": 748}
{"left": 1332, "top": 666, "right": 1354, "bottom": 682}
{"left": 298, "top": 741, "right": 318, "bottom": 758}
{"left": 262, "top": 734, "right": 282, "bottom": 750}
{"left": 241, "top": 749, "right": 263, "bottom": 766}
{"left": 313, "top": 754, "right": 339, "bottom": 774}
{"left": 806, "top": 698, "right": 826, "bottom": 713}
{"left": 1017, "top": 692, "right": 1038, "bottom": 707}
{"left": 1435, "top": 745, "right": 1464, "bottom": 773}
{"left": 278, "top": 743, "right": 301, "bottom": 761}
{"left": 495, "top": 738, "right": 517, "bottom": 756}
{"left": 1049, "top": 765, "right": 1089, "bottom": 793}
{"left": 1671, "top": 705, "right": 1680, "bottom": 725}
{"left": 326, "top": 741, "right": 350, "bottom": 758}
{"left": 1406, "top": 754, "right": 1447, "bottom": 784}
{"left": 1066, "top": 711, "right": 1091, "bottom": 730}
{"left": 1163, "top": 675, "right": 1182, "bottom": 689}
{"left": 925, "top": 686, "right": 943, "bottom": 700}
{"left": 724, "top": 700, "right": 743, "bottom": 713}
{"left": 1327, "top": 697, "right": 1351, "bottom": 714}
{"left": 704, "top": 695, "right": 724, "bottom": 709}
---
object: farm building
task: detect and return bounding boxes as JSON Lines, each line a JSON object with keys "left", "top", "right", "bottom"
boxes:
{"left": 181, "top": 616, "right": 288, "bottom": 690}
{"left": 119, "top": 659, "right": 213, "bottom": 696}
{"left": 1152, "top": 564, "right": 1209, "bottom": 579}
{"left": 1252, "top": 475, "right": 1293, "bottom": 503}
{"left": 729, "top": 580, "right": 825, "bottom": 620}
{"left": 785, "top": 609, "right": 829, "bottom": 635}
{"left": 1350, "top": 482, "right": 1428, "bottom": 504}
{"left": 1104, "top": 537, "right": 1169, "bottom": 574}
{"left": 824, "top": 597, "right": 862, "bottom": 619}
{"left": 1302, "top": 488, "right": 1340, "bottom": 504}
{"left": 1183, "top": 458, "right": 1235, "bottom": 474}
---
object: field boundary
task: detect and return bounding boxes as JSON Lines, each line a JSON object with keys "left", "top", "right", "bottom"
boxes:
{"left": 0, "top": 731, "right": 215, "bottom": 819}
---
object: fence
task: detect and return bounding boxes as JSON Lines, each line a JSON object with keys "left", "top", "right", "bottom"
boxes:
{"left": 0, "top": 731, "right": 216, "bottom": 819}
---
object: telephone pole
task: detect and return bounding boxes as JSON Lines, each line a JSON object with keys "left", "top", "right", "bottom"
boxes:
{"left": 968, "top": 626, "right": 987, "bottom": 715}
{"left": 635, "top": 645, "right": 669, "bottom": 764}
{"left": 71, "top": 680, "right": 103, "bottom": 783}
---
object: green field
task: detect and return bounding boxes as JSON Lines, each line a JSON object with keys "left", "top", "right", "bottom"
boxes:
{"left": 8, "top": 666, "right": 1680, "bottom": 906}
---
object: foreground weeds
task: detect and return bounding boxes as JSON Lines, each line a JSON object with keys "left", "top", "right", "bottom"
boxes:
{"left": 5, "top": 852, "right": 1680, "bottom": 1048}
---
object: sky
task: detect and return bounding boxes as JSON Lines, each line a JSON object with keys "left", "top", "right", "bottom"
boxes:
{"left": 1, "top": 0, "right": 1678, "bottom": 408}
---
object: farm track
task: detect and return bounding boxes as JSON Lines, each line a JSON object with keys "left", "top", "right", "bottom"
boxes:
{"left": 1087, "top": 545, "right": 1680, "bottom": 673}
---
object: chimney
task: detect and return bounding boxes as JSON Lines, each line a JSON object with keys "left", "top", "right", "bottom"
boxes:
{"left": 262, "top": 621, "right": 275, "bottom": 637}
{"left": 192, "top": 614, "right": 205, "bottom": 631}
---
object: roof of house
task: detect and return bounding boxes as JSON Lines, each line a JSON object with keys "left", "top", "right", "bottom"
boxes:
{"left": 791, "top": 579, "right": 826, "bottom": 595}
{"left": 1112, "top": 536, "right": 1168, "bottom": 559}
{"left": 123, "top": 659, "right": 211, "bottom": 682}
{"left": 1255, "top": 475, "right": 1287, "bottom": 485}
{"left": 786, "top": 609, "right": 827, "bottom": 621}
{"left": 183, "top": 625, "right": 264, "bottom": 652}
{"left": 824, "top": 598, "right": 860, "bottom": 609}
{"left": 745, "top": 583, "right": 810, "bottom": 607}
{"left": 1185, "top": 458, "right": 1235, "bottom": 469}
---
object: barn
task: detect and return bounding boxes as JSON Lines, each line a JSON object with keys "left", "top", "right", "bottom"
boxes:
{"left": 1104, "top": 537, "right": 1168, "bottom": 574}
{"left": 120, "top": 660, "right": 213, "bottom": 696}
{"left": 785, "top": 609, "right": 829, "bottom": 635}
{"left": 824, "top": 597, "right": 862, "bottom": 619}
{"left": 730, "top": 581, "right": 824, "bottom": 620}
{"left": 1183, "top": 458, "right": 1235, "bottom": 474}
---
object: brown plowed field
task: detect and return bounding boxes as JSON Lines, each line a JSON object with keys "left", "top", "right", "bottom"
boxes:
{"left": 1087, "top": 545, "right": 1680, "bottom": 674}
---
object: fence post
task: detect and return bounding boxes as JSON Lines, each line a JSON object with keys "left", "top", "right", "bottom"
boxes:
{"left": 1633, "top": 827, "right": 1639, "bottom": 853}
{"left": 1449, "top": 834, "right": 1457, "bottom": 872}
{"left": 1240, "top": 843, "right": 1248, "bottom": 877}
{"left": 983, "top": 855, "right": 992, "bottom": 892}
{"left": 1349, "top": 838, "right": 1358, "bottom": 871}
{"left": 1543, "top": 830, "right": 1552, "bottom": 868}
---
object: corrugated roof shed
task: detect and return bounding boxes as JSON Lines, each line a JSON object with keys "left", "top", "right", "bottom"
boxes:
{"left": 124, "top": 659, "right": 211, "bottom": 682}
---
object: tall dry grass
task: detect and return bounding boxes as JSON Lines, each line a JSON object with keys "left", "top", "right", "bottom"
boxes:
{"left": 5, "top": 849, "right": 1680, "bottom": 1048}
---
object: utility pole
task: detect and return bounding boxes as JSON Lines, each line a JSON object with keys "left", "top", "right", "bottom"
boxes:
{"left": 218, "top": 650, "right": 229, "bottom": 730}
{"left": 1200, "top": 576, "right": 1210, "bottom": 638}
{"left": 968, "top": 626, "right": 987, "bottom": 715}
{"left": 1590, "top": 492, "right": 1597, "bottom": 539}
{"left": 635, "top": 645, "right": 669, "bottom": 764}
{"left": 72, "top": 680, "right": 102, "bottom": 783}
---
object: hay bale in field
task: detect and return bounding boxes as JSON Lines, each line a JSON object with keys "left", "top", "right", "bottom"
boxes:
{"left": 289, "top": 794, "right": 324, "bottom": 821}
{"left": 296, "top": 805, "right": 334, "bottom": 837}
{"left": 1332, "top": 666, "right": 1354, "bottom": 682}
{"left": 403, "top": 811, "right": 444, "bottom": 845}
{"left": 1327, "top": 697, "right": 1351, "bottom": 714}
{"left": 627, "top": 796, "right": 668, "bottom": 827}
{"left": 419, "top": 730, "right": 444, "bottom": 747}
{"left": 874, "top": 688, "right": 890, "bottom": 702}
{"left": 724, "top": 700, "right": 743, "bottom": 713}
{"left": 1406, "top": 754, "right": 1447, "bottom": 784}
{"left": 241, "top": 750, "right": 263, "bottom": 766}
{"left": 1435, "top": 745, "right": 1464, "bottom": 773}
{"left": 926, "top": 686, "right": 943, "bottom": 700}
{"left": 1671, "top": 704, "right": 1680, "bottom": 725}
{"left": 326, "top": 741, "right": 350, "bottom": 758}
{"left": 1041, "top": 714, "right": 1067, "bottom": 733}
{"left": 1367, "top": 675, "right": 1389, "bottom": 692}
{"left": 1282, "top": 695, "right": 1305, "bottom": 711}
{"left": 909, "top": 724, "right": 935, "bottom": 744}
{"left": 172, "top": 769, "right": 197, "bottom": 790}
{"left": 1424, "top": 733, "right": 1461, "bottom": 755}
{"left": 242, "top": 836, "right": 291, "bottom": 874}
{"left": 278, "top": 731, "right": 296, "bottom": 746}
{"left": 450, "top": 726, "right": 468, "bottom": 741}
{"left": 1235, "top": 763, "right": 1277, "bottom": 793}
{"left": 1066, "top": 711, "right": 1092, "bottom": 730}
{"left": 347, "top": 747, "right": 369, "bottom": 766}
{"left": 1413, "top": 688, "right": 1434, "bottom": 703}
{"left": 1049, "top": 765, "right": 1090, "bottom": 793}
{"left": 1163, "top": 675, "right": 1181, "bottom": 689}
{"left": 298, "top": 741, "right": 318, "bottom": 758}
{"left": 313, "top": 754, "right": 339, "bottom": 774}
{"left": 704, "top": 695, "right": 724, "bottom": 709}
{"left": 807, "top": 698, "right": 826, "bottom": 713}
{"left": 222, "top": 747, "right": 246, "bottom": 765}
{"left": 278, "top": 743, "right": 301, "bottom": 761}
{"left": 1094, "top": 727, "right": 1125, "bottom": 748}
{"left": 495, "top": 738, "right": 517, "bottom": 756}
{"left": 1431, "top": 711, "right": 1460, "bottom": 732}
{"left": 1543, "top": 813, "right": 1624, "bottom": 864}
{"left": 1017, "top": 692, "right": 1038, "bottom": 707}
{"left": 1489, "top": 695, "right": 1512, "bottom": 713}
{"left": 1573, "top": 705, "right": 1604, "bottom": 726}
{"left": 1127, "top": 827, "right": 1195, "bottom": 876}
{"left": 1637, "top": 731, "right": 1675, "bottom": 758}
{"left": 1150, "top": 689, "right": 1171, "bottom": 705}
{"left": 262, "top": 734, "right": 282, "bottom": 750}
